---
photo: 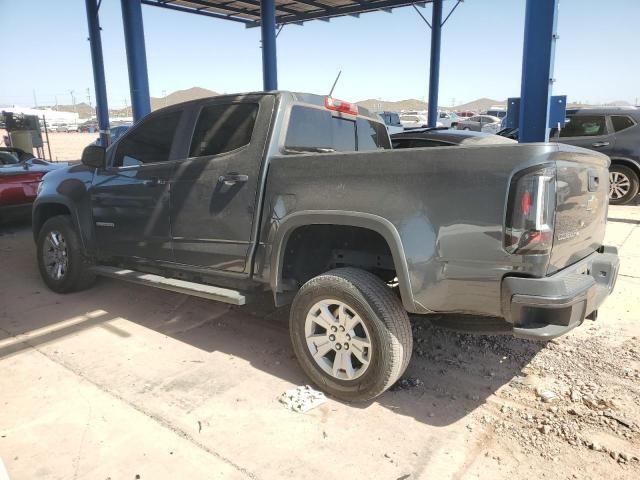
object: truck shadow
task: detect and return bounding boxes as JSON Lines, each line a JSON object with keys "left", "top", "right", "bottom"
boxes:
{"left": 1, "top": 223, "right": 545, "bottom": 428}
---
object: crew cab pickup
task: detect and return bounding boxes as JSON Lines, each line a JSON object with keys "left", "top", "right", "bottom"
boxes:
{"left": 33, "top": 92, "right": 620, "bottom": 401}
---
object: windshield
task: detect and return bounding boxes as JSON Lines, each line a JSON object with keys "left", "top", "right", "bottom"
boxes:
{"left": 0, "top": 151, "right": 20, "bottom": 165}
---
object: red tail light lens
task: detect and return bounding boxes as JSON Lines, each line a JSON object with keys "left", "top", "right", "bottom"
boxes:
{"left": 505, "top": 166, "right": 556, "bottom": 254}
{"left": 325, "top": 96, "right": 359, "bottom": 115}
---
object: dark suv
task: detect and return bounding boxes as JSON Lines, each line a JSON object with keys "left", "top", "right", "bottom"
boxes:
{"left": 498, "top": 107, "right": 640, "bottom": 205}
{"left": 552, "top": 108, "right": 640, "bottom": 205}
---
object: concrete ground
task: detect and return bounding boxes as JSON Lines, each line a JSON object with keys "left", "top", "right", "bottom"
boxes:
{"left": 0, "top": 205, "right": 638, "bottom": 480}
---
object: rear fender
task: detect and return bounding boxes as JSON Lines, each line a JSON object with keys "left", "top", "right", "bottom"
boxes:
{"left": 268, "top": 210, "right": 416, "bottom": 312}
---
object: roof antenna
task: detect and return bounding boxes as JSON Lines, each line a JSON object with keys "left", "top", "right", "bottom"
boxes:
{"left": 328, "top": 70, "right": 342, "bottom": 97}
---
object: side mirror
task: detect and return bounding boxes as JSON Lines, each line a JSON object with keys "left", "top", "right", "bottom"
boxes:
{"left": 81, "top": 145, "right": 106, "bottom": 169}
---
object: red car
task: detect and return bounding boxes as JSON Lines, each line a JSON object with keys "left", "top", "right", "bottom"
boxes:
{"left": 0, "top": 149, "right": 68, "bottom": 222}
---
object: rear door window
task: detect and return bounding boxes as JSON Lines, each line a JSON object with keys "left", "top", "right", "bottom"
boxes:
{"left": 357, "top": 118, "right": 391, "bottom": 150}
{"left": 189, "top": 103, "right": 258, "bottom": 157}
{"left": 559, "top": 115, "right": 607, "bottom": 137}
{"left": 611, "top": 115, "right": 635, "bottom": 133}
{"left": 113, "top": 109, "right": 182, "bottom": 167}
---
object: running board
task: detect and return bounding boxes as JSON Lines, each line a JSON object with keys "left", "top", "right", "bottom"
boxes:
{"left": 91, "top": 266, "right": 246, "bottom": 305}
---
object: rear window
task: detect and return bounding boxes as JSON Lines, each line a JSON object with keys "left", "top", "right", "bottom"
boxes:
{"left": 559, "top": 115, "right": 606, "bottom": 137}
{"left": 611, "top": 115, "right": 635, "bottom": 133}
{"left": 285, "top": 106, "right": 389, "bottom": 153}
{"left": 190, "top": 103, "right": 258, "bottom": 157}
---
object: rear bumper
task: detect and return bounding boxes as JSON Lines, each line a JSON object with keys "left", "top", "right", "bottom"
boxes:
{"left": 502, "top": 246, "right": 620, "bottom": 340}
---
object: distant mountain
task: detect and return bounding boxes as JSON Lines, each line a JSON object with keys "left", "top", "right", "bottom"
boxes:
{"left": 454, "top": 98, "right": 505, "bottom": 112}
{"left": 34, "top": 102, "right": 94, "bottom": 119}
{"left": 356, "top": 98, "right": 428, "bottom": 112}
{"left": 150, "top": 87, "right": 219, "bottom": 111}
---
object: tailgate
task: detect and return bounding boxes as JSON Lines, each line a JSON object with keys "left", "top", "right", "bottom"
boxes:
{"left": 548, "top": 145, "right": 610, "bottom": 273}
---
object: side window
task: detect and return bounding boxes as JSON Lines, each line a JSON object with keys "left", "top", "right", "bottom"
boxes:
{"left": 559, "top": 115, "right": 607, "bottom": 137}
{"left": 356, "top": 118, "right": 391, "bottom": 151}
{"left": 189, "top": 103, "right": 258, "bottom": 158}
{"left": 114, "top": 110, "right": 182, "bottom": 167}
{"left": 611, "top": 115, "right": 635, "bottom": 133}
{"left": 469, "top": 116, "right": 480, "bottom": 122}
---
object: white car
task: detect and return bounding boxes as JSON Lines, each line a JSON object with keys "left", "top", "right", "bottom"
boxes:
{"left": 376, "top": 112, "right": 404, "bottom": 135}
{"left": 400, "top": 112, "right": 444, "bottom": 130}
{"left": 438, "top": 111, "right": 460, "bottom": 128}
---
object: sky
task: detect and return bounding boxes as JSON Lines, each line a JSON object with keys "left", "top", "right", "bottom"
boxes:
{"left": 1, "top": 0, "right": 638, "bottom": 109}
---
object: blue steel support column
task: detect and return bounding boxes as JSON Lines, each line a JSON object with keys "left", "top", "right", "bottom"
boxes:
{"left": 261, "top": 0, "right": 278, "bottom": 91}
{"left": 427, "top": 0, "right": 443, "bottom": 128}
{"left": 85, "top": 0, "right": 111, "bottom": 147}
{"left": 121, "top": 0, "right": 151, "bottom": 122}
{"left": 518, "top": 0, "right": 559, "bottom": 143}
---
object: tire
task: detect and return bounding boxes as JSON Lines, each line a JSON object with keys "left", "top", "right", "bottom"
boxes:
{"left": 609, "top": 164, "right": 639, "bottom": 205}
{"left": 463, "top": 127, "right": 470, "bottom": 131}
{"left": 37, "top": 215, "right": 96, "bottom": 293}
{"left": 289, "top": 268, "right": 412, "bottom": 402}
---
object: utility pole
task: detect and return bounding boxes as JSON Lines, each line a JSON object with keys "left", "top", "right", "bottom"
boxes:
{"left": 69, "top": 90, "right": 77, "bottom": 115}
{"left": 32, "top": 89, "right": 38, "bottom": 107}
{"left": 124, "top": 97, "right": 130, "bottom": 117}
{"left": 54, "top": 95, "right": 58, "bottom": 111}
{"left": 86, "top": 88, "right": 92, "bottom": 109}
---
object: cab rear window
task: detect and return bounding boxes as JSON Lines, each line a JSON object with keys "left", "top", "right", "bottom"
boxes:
{"left": 285, "top": 106, "right": 390, "bottom": 153}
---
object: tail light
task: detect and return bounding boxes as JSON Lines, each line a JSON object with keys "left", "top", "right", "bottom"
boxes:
{"left": 325, "top": 96, "right": 358, "bottom": 115}
{"left": 505, "top": 166, "right": 556, "bottom": 254}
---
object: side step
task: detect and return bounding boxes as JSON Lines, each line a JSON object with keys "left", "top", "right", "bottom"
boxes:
{"left": 91, "top": 266, "right": 246, "bottom": 305}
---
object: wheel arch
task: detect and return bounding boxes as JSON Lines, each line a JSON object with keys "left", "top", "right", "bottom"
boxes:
{"left": 609, "top": 157, "right": 640, "bottom": 178}
{"left": 269, "top": 210, "right": 416, "bottom": 312}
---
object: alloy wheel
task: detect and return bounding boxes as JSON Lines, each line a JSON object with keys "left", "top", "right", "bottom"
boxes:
{"left": 609, "top": 171, "right": 631, "bottom": 200}
{"left": 43, "top": 230, "right": 68, "bottom": 280}
{"left": 304, "top": 299, "right": 372, "bottom": 381}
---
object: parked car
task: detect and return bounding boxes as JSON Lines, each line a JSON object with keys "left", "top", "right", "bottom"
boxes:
{"left": 438, "top": 111, "right": 459, "bottom": 128}
{"left": 484, "top": 108, "right": 507, "bottom": 119}
{"left": 92, "top": 124, "right": 132, "bottom": 146}
{"left": 56, "top": 124, "right": 69, "bottom": 133}
{"left": 456, "top": 111, "right": 475, "bottom": 120}
{"left": 79, "top": 121, "right": 98, "bottom": 133}
{"left": 0, "top": 150, "right": 67, "bottom": 221}
{"left": 497, "top": 107, "right": 640, "bottom": 205}
{"left": 67, "top": 124, "right": 79, "bottom": 133}
{"left": 33, "top": 91, "right": 618, "bottom": 402}
{"left": 399, "top": 111, "right": 429, "bottom": 129}
{"left": 457, "top": 115, "right": 502, "bottom": 133}
{"left": 376, "top": 111, "right": 404, "bottom": 135}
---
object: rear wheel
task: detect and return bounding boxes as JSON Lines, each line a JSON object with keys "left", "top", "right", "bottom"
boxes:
{"left": 463, "top": 127, "right": 471, "bottom": 131}
{"left": 290, "top": 268, "right": 412, "bottom": 402}
{"left": 609, "top": 164, "right": 639, "bottom": 205}
{"left": 37, "top": 215, "right": 96, "bottom": 293}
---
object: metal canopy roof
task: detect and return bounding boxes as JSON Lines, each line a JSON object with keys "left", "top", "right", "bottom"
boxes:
{"left": 141, "top": 0, "right": 433, "bottom": 27}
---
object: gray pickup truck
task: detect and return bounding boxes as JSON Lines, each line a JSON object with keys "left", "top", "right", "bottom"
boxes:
{"left": 33, "top": 92, "right": 620, "bottom": 401}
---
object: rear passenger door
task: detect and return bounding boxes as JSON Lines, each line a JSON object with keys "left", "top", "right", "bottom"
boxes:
{"left": 552, "top": 114, "right": 615, "bottom": 156}
{"left": 170, "top": 95, "right": 275, "bottom": 274}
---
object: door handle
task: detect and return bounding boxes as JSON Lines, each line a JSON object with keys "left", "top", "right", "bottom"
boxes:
{"left": 591, "top": 141, "right": 610, "bottom": 148}
{"left": 218, "top": 174, "right": 249, "bottom": 186}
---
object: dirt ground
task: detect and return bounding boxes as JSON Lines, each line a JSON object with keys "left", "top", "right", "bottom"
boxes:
{"left": 0, "top": 130, "right": 95, "bottom": 162}
{"left": 0, "top": 205, "right": 638, "bottom": 479}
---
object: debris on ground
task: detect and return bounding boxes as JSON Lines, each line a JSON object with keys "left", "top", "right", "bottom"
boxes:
{"left": 390, "top": 377, "right": 424, "bottom": 391}
{"left": 279, "top": 385, "right": 327, "bottom": 413}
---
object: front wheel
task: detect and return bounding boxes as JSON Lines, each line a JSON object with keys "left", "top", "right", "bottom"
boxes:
{"left": 290, "top": 268, "right": 412, "bottom": 402}
{"left": 37, "top": 215, "right": 96, "bottom": 293}
{"left": 609, "top": 164, "right": 639, "bottom": 205}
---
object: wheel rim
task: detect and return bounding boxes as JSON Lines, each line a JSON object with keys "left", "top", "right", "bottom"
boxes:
{"left": 304, "top": 299, "right": 372, "bottom": 381}
{"left": 609, "top": 171, "right": 631, "bottom": 200}
{"left": 43, "top": 230, "right": 68, "bottom": 280}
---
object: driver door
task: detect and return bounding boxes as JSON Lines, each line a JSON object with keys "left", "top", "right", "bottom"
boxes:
{"left": 90, "top": 107, "right": 185, "bottom": 261}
